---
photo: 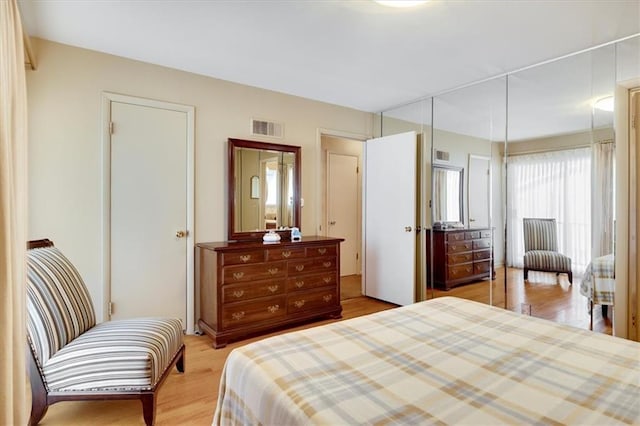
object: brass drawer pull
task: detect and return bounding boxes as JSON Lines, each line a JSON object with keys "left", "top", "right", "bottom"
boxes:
{"left": 318, "top": 248, "right": 327, "bottom": 255}
{"left": 323, "top": 277, "right": 332, "bottom": 284}
{"left": 295, "top": 281, "right": 305, "bottom": 288}
{"left": 295, "top": 265, "right": 305, "bottom": 272}
{"left": 232, "top": 290, "right": 244, "bottom": 298}
{"left": 293, "top": 300, "right": 305, "bottom": 308}
{"left": 231, "top": 311, "right": 245, "bottom": 321}
{"left": 268, "top": 268, "right": 279, "bottom": 275}
{"left": 240, "top": 254, "right": 251, "bottom": 263}
{"left": 323, "top": 295, "right": 333, "bottom": 302}
{"left": 267, "top": 285, "right": 279, "bottom": 293}
{"left": 267, "top": 305, "right": 280, "bottom": 314}
{"left": 323, "top": 262, "right": 332, "bottom": 268}
{"left": 282, "top": 250, "right": 291, "bottom": 258}
{"left": 232, "top": 272, "right": 245, "bottom": 280}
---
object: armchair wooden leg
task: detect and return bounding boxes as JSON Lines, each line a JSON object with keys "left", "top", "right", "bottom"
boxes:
{"left": 568, "top": 271, "right": 573, "bottom": 284}
{"left": 141, "top": 393, "right": 156, "bottom": 426}
{"left": 176, "top": 353, "right": 185, "bottom": 373}
{"left": 523, "top": 268, "right": 528, "bottom": 281}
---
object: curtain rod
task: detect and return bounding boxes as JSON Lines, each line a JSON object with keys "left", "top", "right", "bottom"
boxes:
{"left": 506, "top": 140, "right": 614, "bottom": 157}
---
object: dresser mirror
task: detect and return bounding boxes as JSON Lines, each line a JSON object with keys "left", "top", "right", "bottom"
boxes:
{"left": 228, "top": 138, "right": 301, "bottom": 240}
{"left": 432, "top": 165, "right": 463, "bottom": 226}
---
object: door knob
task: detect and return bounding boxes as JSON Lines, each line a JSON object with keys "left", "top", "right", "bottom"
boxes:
{"left": 176, "top": 230, "right": 188, "bottom": 238}
{"left": 329, "top": 221, "right": 336, "bottom": 225}
{"left": 404, "top": 226, "right": 412, "bottom": 232}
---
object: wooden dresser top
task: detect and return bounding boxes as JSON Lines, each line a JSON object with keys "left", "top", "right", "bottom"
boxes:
{"left": 197, "top": 236, "right": 344, "bottom": 252}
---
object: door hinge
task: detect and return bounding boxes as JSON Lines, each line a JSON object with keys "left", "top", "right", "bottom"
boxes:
{"left": 356, "top": 166, "right": 359, "bottom": 173}
{"left": 356, "top": 252, "right": 359, "bottom": 260}
{"left": 108, "top": 302, "right": 114, "bottom": 317}
{"left": 109, "top": 121, "right": 114, "bottom": 134}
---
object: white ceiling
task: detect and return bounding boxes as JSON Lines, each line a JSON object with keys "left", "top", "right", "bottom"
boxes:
{"left": 18, "top": 0, "right": 640, "bottom": 139}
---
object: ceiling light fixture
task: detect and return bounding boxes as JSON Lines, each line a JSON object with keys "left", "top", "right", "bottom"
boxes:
{"left": 374, "top": 0, "right": 430, "bottom": 8}
{"left": 593, "top": 96, "right": 614, "bottom": 112}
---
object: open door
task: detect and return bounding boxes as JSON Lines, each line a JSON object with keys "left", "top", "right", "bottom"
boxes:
{"left": 363, "top": 131, "right": 417, "bottom": 306}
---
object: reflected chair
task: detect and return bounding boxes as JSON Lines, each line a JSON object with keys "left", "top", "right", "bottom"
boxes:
{"left": 523, "top": 218, "right": 572, "bottom": 284}
{"left": 26, "top": 239, "right": 185, "bottom": 425}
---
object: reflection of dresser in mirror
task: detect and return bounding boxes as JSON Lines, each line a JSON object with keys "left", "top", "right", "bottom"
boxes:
{"left": 426, "top": 228, "right": 495, "bottom": 290}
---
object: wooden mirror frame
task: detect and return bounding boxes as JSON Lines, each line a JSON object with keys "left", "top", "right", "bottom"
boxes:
{"left": 228, "top": 138, "right": 302, "bottom": 241}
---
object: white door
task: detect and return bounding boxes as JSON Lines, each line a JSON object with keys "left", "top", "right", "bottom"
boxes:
{"left": 364, "top": 131, "right": 417, "bottom": 306}
{"left": 328, "top": 152, "right": 359, "bottom": 276}
{"left": 109, "top": 100, "right": 190, "bottom": 327}
{"left": 468, "top": 155, "right": 490, "bottom": 228}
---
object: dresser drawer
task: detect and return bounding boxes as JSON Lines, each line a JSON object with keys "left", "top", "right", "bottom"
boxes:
{"left": 474, "top": 261, "right": 491, "bottom": 274}
{"left": 221, "top": 296, "right": 286, "bottom": 329}
{"left": 222, "top": 279, "right": 285, "bottom": 303}
{"left": 222, "top": 261, "right": 286, "bottom": 283}
{"left": 447, "top": 241, "right": 473, "bottom": 254}
{"left": 288, "top": 257, "right": 337, "bottom": 275}
{"left": 287, "top": 272, "right": 337, "bottom": 292}
{"left": 447, "top": 263, "right": 474, "bottom": 280}
{"left": 306, "top": 245, "right": 337, "bottom": 258}
{"left": 287, "top": 288, "right": 338, "bottom": 314}
{"left": 465, "top": 231, "right": 480, "bottom": 240}
{"left": 480, "top": 230, "right": 492, "bottom": 239}
{"left": 474, "top": 249, "right": 491, "bottom": 261}
{"left": 267, "top": 247, "right": 305, "bottom": 261}
{"left": 473, "top": 239, "right": 491, "bottom": 250}
{"left": 221, "top": 250, "right": 265, "bottom": 266}
{"left": 446, "top": 232, "right": 466, "bottom": 242}
{"left": 447, "top": 252, "right": 473, "bottom": 264}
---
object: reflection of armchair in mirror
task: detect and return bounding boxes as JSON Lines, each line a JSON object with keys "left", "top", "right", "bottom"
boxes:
{"left": 432, "top": 165, "right": 463, "bottom": 228}
{"left": 228, "top": 138, "right": 301, "bottom": 240}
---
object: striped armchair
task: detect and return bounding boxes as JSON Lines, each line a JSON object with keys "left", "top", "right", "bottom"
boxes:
{"left": 26, "top": 239, "right": 185, "bottom": 425}
{"left": 523, "top": 218, "right": 572, "bottom": 284}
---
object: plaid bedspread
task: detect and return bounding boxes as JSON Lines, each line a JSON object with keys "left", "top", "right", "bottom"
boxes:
{"left": 580, "top": 254, "right": 615, "bottom": 305}
{"left": 213, "top": 296, "right": 639, "bottom": 425}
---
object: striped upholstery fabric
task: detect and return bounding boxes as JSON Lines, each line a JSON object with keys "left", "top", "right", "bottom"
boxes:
{"left": 27, "top": 245, "right": 184, "bottom": 392}
{"left": 44, "top": 318, "right": 184, "bottom": 391}
{"left": 27, "top": 247, "right": 96, "bottom": 365}
{"left": 523, "top": 218, "right": 572, "bottom": 277}
{"left": 524, "top": 250, "right": 571, "bottom": 273}
{"left": 523, "top": 218, "right": 558, "bottom": 252}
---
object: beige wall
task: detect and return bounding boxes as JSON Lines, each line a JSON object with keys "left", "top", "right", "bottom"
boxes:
{"left": 26, "top": 38, "right": 373, "bottom": 319}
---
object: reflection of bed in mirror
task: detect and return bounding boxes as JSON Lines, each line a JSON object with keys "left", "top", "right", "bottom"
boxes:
{"left": 580, "top": 254, "right": 615, "bottom": 330}
{"left": 213, "top": 297, "right": 640, "bottom": 425}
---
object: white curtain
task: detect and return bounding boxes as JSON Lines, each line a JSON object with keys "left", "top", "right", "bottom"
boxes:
{"left": 0, "top": 0, "right": 28, "bottom": 423}
{"left": 592, "top": 142, "right": 615, "bottom": 257}
{"left": 506, "top": 148, "right": 591, "bottom": 272}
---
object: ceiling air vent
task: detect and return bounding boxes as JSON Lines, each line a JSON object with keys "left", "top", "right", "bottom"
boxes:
{"left": 434, "top": 149, "right": 450, "bottom": 163}
{"left": 251, "top": 119, "right": 283, "bottom": 138}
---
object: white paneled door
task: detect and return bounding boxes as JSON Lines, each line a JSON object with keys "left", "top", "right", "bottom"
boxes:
{"left": 468, "top": 155, "right": 490, "bottom": 228}
{"left": 328, "top": 152, "right": 359, "bottom": 276}
{"left": 108, "top": 97, "right": 192, "bottom": 330}
{"left": 364, "top": 131, "right": 417, "bottom": 306}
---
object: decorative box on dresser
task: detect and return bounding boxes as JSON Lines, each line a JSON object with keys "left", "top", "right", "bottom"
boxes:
{"left": 426, "top": 228, "right": 495, "bottom": 290}
{"left": 197, "top": 236, "right": 343, "bottom": 348}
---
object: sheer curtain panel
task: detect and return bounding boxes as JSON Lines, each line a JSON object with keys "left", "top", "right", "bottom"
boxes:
{"left": 506, "top": 148, "right": 591, "bottom": 272}
{"left": 0, "top": 0, "right": 28, "bottom": 423}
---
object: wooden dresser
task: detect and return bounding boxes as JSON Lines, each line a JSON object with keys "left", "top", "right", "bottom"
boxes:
{"left": 196, "top": 236, "right": 343, "bottom": 348}
{"left": 426, "top": 228, "right": 494, "bottom": 290}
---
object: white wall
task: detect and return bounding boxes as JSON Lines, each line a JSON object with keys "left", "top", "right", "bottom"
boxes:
{"left": 27, "top": 38, "right": 373, "bottom": 320}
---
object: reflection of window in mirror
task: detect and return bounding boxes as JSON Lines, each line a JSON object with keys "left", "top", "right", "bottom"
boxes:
{"left": 250, "top": 175, "right": 260, "bottom": 199}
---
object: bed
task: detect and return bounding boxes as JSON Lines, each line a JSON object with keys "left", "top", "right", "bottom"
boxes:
{"left": 580, "top": 254, "right": 615, "bottom": 328}
{"left": 213, "top": 297, "right": 639, "bottom": 425}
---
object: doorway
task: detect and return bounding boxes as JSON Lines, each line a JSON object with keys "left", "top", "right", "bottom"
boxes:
{"left": 102, "top": 93, "right": 195, "bottom": 333}
{"left": 320, "top": 134, "right": 364, "bottom": 299}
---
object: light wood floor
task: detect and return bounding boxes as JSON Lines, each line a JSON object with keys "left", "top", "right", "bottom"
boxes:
{"left": 39, "top": 268, "right": 611, "bottom": 425}
{"left": 431, "top": 267, "right": 612, "bottom": 335}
